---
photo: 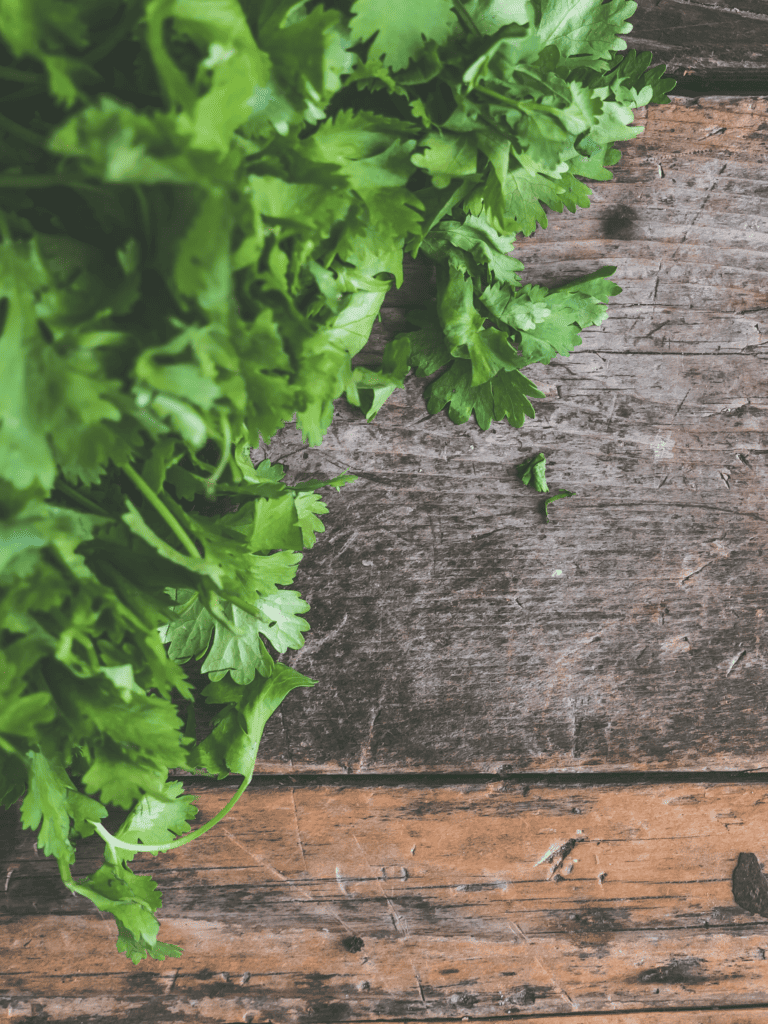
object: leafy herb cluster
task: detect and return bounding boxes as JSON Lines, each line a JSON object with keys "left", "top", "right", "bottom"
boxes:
{"left": 0, "top": 0, "right": 673, "bottom": 963}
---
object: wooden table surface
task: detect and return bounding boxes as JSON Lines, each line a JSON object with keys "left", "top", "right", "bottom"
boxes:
{"left": 3, "top": 1, "right": 768, "bottom": 1021}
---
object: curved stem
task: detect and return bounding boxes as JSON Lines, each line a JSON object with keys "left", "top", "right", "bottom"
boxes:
{"left": 0, "top": 734, "right": 26, "bottom": 763}
{"left": 122, "top": 463, "right": 200, "bottom": 560}
{"left": 88, "top": 767, "right": 254, "bottom": 853}
{"left": 205, "top": 410, "right": 231, "bottom": 497}
{"left": 84, "top": 0, "right": 143, "bottom": 67}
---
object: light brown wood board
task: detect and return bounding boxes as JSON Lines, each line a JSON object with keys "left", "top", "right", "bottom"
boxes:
{"left": 5, "top": 781, "right": 768, "bottom": 1019}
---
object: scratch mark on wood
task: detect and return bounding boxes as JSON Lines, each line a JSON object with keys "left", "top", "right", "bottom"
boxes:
{"left": 680, "top": 562, "right": 711, "bottom": 584}
{"left": 507, "top": 920, "right": 578, "bottom": 1010}
{"left": 220, "top": 825, "right": 357, "bottom": 936}
{"left": 336, "top": 865, "right": 351, "bottom": 897}
{"left": 726, "top": 650, "right": 747, "bottom": 676}
{"left": 413, "top": 968, "right": 428, "bottom": 1006}
{"left": 290, "top": 787, "right": 308, "bottom": 875}
{"left": 219, "top": 826, "right": 292, "bottom": 883}
{"left": 353, "top": 833, "right": 410, "bottom": 937}
{"left": 358, "top": 688, "right": 387, "bottom": 771}
{"left": 277, "top": 707, "right": 293, "bottom": 769}
{"left": 673, "top": 388, "right": 691, "bottom": 419}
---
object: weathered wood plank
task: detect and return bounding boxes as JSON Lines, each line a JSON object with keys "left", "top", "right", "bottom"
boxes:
{"left": 625, "top": 0, "right": 768, "bottom": 96}
{"left": 5, "top": 780, "right": 768, "bottom": 1019}
{"left": 175, "top": 96, "right": 768, "bottom": 776}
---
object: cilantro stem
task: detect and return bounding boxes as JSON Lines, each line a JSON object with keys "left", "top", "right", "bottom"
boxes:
{"left": 87, "top": 766, "right": 255, "bottom": 853}
{"left": 473, "top": 84, "right": 563, "bottom": 121}
{"left": 0, "top": 734, "right": 25, "bottom": 762}
{"left": 54, "top": 480, "right": 115, "bottom": 519}
{"left": 0, "top": 66, "right": 44, "bottom": 84}
{"left": 97, "top": 561, "right": 178, "bottom": 634}
{"left": 122, "top": 463, "right": 200, "bottom": 560}
{"left": 221, "top": 591, "right": 274, "bottom": 623}
{"left": 0, "top": 85, "right": 45, "bottom": 106}
{"left": 132, "top": 185, "right": 151, "bottom": 253}
{"left": 0, "top": 175, "right": 106, "bottom": 191}
{"left": 83, "top": 0, "right": 143, "bottom": 67}
{"left": 452, "top": 0, "right": 482, "bottom": 37}
{"left": 204, "top": 410, "right": 231, "bottom": 497}
{"left": 0, "top": 111, "right": 49, "bottom": 149}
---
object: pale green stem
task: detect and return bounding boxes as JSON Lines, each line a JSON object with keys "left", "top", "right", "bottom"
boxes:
{"left": 205, "top": 411, "right": 232, "bottom": 496}
{"left": 474, "top": 84, "right": 563, "bottom": 120}
{"left": 122, "top": 462, "right": 200, "bottom": 559}
{"left": 88, "top": 766, "right": 254, "bottom": 853}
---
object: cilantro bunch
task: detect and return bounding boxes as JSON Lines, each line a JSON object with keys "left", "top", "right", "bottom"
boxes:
{"left": 0, "top": 0, "right": 673, "bottom": 963}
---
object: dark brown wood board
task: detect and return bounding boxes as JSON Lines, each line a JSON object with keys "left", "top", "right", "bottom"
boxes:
{"left": 624, "top": 0, "right": 768, "bottom": 97}
{"left": 178, "top": 93, "right": 768, "bottom": 777}
{"left": 5, "top": 780, "right": 768, "bottom": 1020}
{"left": 4, "top": 1, "right": 768, "bottom": 1022}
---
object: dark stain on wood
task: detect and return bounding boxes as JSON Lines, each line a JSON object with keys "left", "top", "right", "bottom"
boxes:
{"left": 732, "top": 852, "right": 768, "bottom": 918}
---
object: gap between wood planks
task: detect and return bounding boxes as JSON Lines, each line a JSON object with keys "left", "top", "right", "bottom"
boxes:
{"left": 170, "top": 770, "right": 768, "bottom": 788}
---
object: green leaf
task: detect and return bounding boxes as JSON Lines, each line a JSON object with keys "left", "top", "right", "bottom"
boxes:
{"left": 111, "top": 779, "right": 201, "bottom": 862}
{"left": 193, "top": 663, "right": 317, "bottom": 778}
{"left": 536, "top": 0, "right": 637, "bottom": 63}
{"left": 517, "top": 452, "right": 548, "bottom": 492}
{"left": 348, "top": 0, "right": 459, "bottom": 72}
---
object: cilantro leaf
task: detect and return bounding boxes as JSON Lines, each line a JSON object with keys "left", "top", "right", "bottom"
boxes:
{"left": 517, "top": 452, "right": 549, "bottom": 492}
{"left": 348, "top": 0, "right": 459, "bottom": 72}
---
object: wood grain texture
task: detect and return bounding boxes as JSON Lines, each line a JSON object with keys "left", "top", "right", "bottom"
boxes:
{"left": 5, "top": 780, "right": 768, "bottom": 1019}
{"left": 173, "top": 95, "right": 768, "bottom": 777}
{"left": 624, "top": 0, "right": 768, "bottom": 96}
